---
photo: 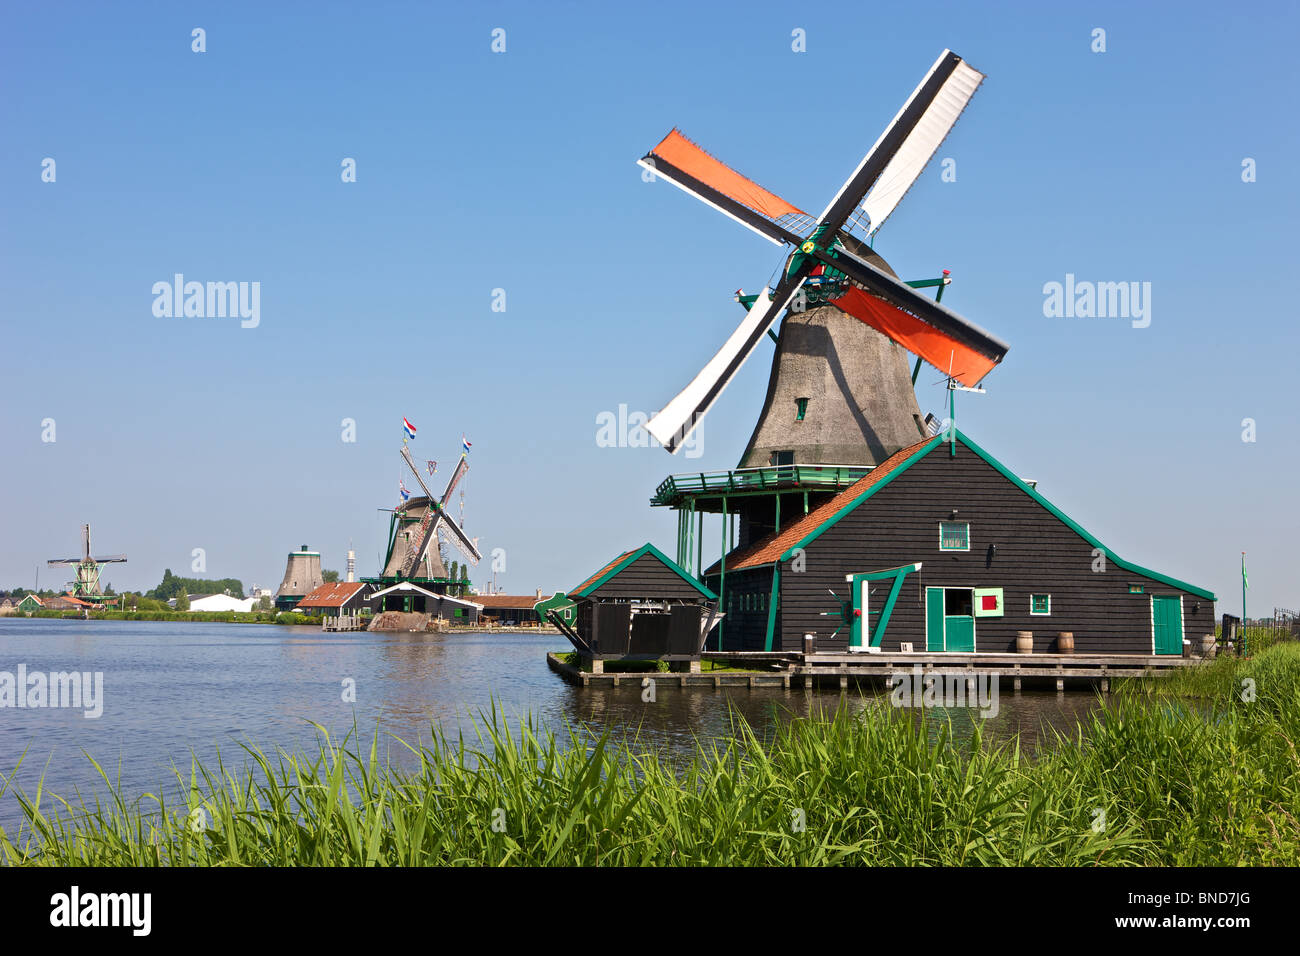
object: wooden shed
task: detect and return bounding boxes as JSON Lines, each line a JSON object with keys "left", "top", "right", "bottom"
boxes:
{"left": 548, "top": 544, "right": 719, "bottom": 660}
{"left": 703, "top": 430, "right": 1216, "bottom": 656}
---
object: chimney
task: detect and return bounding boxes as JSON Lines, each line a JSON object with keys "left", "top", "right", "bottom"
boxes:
{"left": 536, "top": 587, "right": 542, "bottom": 599}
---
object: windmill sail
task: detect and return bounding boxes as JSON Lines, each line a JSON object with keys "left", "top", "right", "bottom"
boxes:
{"left": 817, "top": 244, "right": 1009, "bottom": 386}
{"left": 639, "top": 130, "right": 813, "bottom": 245}
{"left": 853, "top": 54, "right": 984, "bottom": 236}
{"left": 645, "top": 279, "right": 807, "bottom": 454}
{"left": 816, "top": 50, "right": 982, "bottom": 235}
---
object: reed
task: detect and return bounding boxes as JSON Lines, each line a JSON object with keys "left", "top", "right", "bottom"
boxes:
{"left": 3, "top": 647, "right": 1298, "bottom": 867}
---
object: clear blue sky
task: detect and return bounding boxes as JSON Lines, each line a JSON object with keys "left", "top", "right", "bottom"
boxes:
{"left": 1, "top": 1, "right": 1295, "bottom": 614}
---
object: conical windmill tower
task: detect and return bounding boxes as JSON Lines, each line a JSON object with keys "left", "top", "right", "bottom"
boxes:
{"left": 640, "top": 50, "right": 1011, "bottom": 561}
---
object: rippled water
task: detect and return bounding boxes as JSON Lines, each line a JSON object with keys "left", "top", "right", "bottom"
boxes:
{"left": 0, "top": 618, "right": 1106, "bottom": 828}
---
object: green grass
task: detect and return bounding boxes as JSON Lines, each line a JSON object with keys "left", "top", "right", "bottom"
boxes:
{"left": 3, "top": 645, "right": 1299, "bottom": 866}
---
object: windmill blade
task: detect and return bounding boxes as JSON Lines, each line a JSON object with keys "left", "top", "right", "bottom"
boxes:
{"left": 439, "top": 457, "right": 468, "bottom": 508}
{"left": 47, "top": 558, "right": 80, "bottom": 566}
{"left": 646, "top": 277, "right": 807, "bottom": 453}
{"left": 90, "top": 555, "right": 128, "bottom": 563}
{"left": 400, "top": 446, "right": 441, "bottom": 502}
{"left": 436, "top": 511, "right": 481, "bottom": 565}
{"left": 816, "top": 50, "right": 982, "bottom": 235}
{"left": 818, "top": 245, "right": 1008, "bottom": 387}
{"left": 639, "top": 129, "right": 813, "bottom": 246}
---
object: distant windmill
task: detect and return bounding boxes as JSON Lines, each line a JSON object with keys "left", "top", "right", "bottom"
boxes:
{"left": 379, "top": 445, "right": 481, "bottom": 581}
{"left": 639, "top": 49, "right": 1010, "bottom": 466}
{"left": 48, "top": 524, "right": 126, "bottom": 602}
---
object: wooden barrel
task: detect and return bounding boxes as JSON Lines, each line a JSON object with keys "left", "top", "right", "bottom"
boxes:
{"left": 1016, "top": 631, "right": 1034, "bottom": 654}
{"left": 1057, "top": 632, "right": 1074, "bottom": 654}
{"left": 1200, "top": 634, "right": 1217, "bottom": 659}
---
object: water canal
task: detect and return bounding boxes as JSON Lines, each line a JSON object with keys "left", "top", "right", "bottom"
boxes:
{"left": 0, "top": 618, "right": 1107, "bottom": 830}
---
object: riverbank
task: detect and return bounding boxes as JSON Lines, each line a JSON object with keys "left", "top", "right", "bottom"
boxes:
{"left": 3, "top": 642, "right": 1296, "bottom": 866}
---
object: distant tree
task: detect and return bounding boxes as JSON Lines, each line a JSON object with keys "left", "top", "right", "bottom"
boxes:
{"left": 448, "top": 560, "right": 459, "bottom": 590}
{"left": 322, "top": 569, "right": 340, "bottom": 583}
{"left": 174, "top": 591, "right": 190, "bottom": 612}
{"left": 257, "top": 595, "right": 273, "bottom": 611}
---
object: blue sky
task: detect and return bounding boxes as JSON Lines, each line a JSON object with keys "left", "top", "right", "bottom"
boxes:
{"left": 1, "top": 1, "right": 1295, "bottom": 614}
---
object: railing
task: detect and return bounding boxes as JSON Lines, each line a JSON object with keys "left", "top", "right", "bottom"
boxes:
{"left": 651, "top": 463, "right": 873, "bottom": 507}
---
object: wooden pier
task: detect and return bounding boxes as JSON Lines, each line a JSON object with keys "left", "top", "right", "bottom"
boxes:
{"left": 547, "top": 650, "right": 1196, "bottom": 691}
{"left": 322, "top": 613, "right": 367, "bottom": 632}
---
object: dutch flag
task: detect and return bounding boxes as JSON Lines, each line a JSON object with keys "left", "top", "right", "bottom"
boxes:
{"left": 402, "top": 417, "right": 417, "bottom": 441}
{"left": 462, "top": 435, "right": 472, "bottom": 454}
{"left": 399, "top": 480, "right": 410, "bottom": 501}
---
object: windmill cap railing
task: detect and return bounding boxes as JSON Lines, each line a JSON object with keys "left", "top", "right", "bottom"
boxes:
{"left": 651, "top": 463, "right": 873, "bottom": 507}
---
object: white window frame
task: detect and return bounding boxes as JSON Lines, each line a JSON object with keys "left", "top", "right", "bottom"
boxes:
{"left": 1029, "top": 593, "right": 1051, "bottom": 616}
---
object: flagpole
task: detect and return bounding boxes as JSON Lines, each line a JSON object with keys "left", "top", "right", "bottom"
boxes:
{"left": 1242, "top": 551, "right": 1247, "bottom": 657}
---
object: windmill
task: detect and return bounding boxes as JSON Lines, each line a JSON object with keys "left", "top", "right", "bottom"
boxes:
{"left": 639, "top": 49, "right": 1009, "bottom": 467}
{"left": 378, "top": 444, "right": 481, "bottom": 583}
{"left": 47, "top": 524, "right": 126, "bottom": 603}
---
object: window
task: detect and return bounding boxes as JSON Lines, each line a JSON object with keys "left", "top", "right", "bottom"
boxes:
{"left": 795, "top": 397, "right": 809, "bottom": 421}
{"left": 1129, "top": 584, "right": 1144, "bottom": 594}
{"left": 939, "top": 521, "right": 970, "bottom": 551}
{"left": 1030, "top": 594, "right": 1051, "bottom": 615}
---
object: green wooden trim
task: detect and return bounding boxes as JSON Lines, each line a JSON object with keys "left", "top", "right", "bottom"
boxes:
{"left": 955, "top": 432, "right": 1217, "bottom": 601}
{"left": 778, "top": 430, "right": 1216, "bottom": 602}
{"left": 572, "top": 543, "right": 717, "bottom": 600}
{"left": 764, "top": 566, "right": 780, "bottom": 651}
{"left": 847, "top": 563, "right": 921, "bottom": 648}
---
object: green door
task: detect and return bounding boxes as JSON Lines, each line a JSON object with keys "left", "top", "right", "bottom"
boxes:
{"left": 1152, "top": 595, "right": 1183, "bottom": 655}
{"left": 944, "top": 588, "right": 976, "bottom": 652}
{"left": 926, "top": 588, "right": 945, "bottom": 651}
{"left": 926, "top": 587, "right": 975, "bottom": 652}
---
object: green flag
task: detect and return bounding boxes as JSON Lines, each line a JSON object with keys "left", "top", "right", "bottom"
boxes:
{"left": 1242, "top": 553, "right": 1249, "bottom": 589}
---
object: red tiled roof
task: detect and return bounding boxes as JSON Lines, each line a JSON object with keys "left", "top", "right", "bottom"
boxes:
{"left": 476, "top": 594, "right": 553, "bottom": 609}
{"left": 707, "top": 437, "right": 938, "bottom": 574}
{"left": 571, "top": 550, "right": 634, "bottom": 595}
{"left": 296, "top": 582, "right": 366, "bottom": 608}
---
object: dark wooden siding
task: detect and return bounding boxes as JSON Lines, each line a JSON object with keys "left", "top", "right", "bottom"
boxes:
{"left": 586, "top": 553, "right": 706, "bottom": 602}
{"left": 777, "top": 441, "right": 1215, "bottom": 654}
{"left": 704, "top": 566, "right": 775, "bottom": 651}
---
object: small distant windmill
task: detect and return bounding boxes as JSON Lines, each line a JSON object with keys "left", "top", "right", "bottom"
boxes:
{"left": 47, "top": 524, "right": 126, "bottom": 602}
{"left": 379, "top": 445, "right": 481, "bottom": 582}
{"left": 638, "top": 49, "right": 1010, "bottom": 464}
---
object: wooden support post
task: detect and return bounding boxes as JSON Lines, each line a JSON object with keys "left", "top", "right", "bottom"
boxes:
{"left": 1055, "top": 678, "right": 1064, "bottom": 692}
{"left": 1013, "top": 677, "right": 1021, "bottom": 692}
{"left": 590, "top": 658, "right": 603, "bottom": 675}
{"left": 689, "top": 659, "right": 701, "bottom": 674}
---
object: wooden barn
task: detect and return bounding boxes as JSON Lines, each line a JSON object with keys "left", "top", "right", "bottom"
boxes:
{"left": 545, "top": 543, "right": 718, "bottom": 661}
{"left": 699, "top": 430, "right": 1215, "bottom": 656}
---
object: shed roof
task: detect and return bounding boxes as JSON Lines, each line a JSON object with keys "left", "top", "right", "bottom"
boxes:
{"left": 297, "top": 581, "right": 367, "bottom": 608}
{"left": 368, "top": 581, "right": 483, "bottom": 609}
{"left": 571, "top": 543, "right": 717, "bottom": 600}
{"left": 476, "top": 594, "right": 554, "bottom": 609}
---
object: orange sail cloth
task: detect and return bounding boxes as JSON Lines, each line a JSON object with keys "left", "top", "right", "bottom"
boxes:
{"left": 831, "top": 286, "right": 999, "bottom": 387}
{"left": 649, "top": 129, "right": 807, "bottom": 222}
